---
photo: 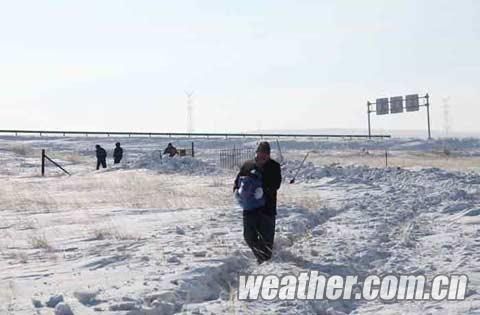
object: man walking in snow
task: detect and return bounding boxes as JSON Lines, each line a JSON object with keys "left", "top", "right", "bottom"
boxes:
{"left": 113, "top": 142, "right": 123, "bottom": 164}
{"left": 234, "top": 141, "right": 282, "bottom": 264}
{"left": 95, "top": 144, "right": 107, "bottom": 170}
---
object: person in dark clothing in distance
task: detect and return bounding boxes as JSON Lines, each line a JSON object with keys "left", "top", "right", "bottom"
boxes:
{"left": 234, "top": 141, "right": 282, "bottom": 264}
{"left": 113, "top": 142, "right": 123, "bottom": 164}
{"left": 163, "top": 143, "right": 178, "bottom": 157}
{"left": 95, "top": 144, "right": 107, "bottom": 170}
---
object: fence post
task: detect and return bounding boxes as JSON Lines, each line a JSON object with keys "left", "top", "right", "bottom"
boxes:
{"left": 385, "top": 149, "right": 388, "bottom": 168}
{"left": 192, "top": 142, "right": 195, "bottom": 157}
{"left": 41, "top": 149, "right": 45, "bottom": 176}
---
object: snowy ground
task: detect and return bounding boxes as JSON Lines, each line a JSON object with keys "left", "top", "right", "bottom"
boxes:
{"left": 0, "top": 136, "right": 479, "bottom": 314}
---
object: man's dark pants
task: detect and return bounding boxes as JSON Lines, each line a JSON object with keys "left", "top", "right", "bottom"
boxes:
{"left": 243, "top": 210, "right": 276, "bottom": 263}
{"left": 96, "top": 158, "right": 106, "bottom": 170}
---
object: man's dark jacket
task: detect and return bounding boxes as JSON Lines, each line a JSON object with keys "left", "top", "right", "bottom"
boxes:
{"left": 96, "top": 147, "right": 107, "bottom": 160}
{"left": 114, "top": 147, "right": 123, "bottom": 160}
{"left": 234, "top": 159, "right": 282, "bottom": 216}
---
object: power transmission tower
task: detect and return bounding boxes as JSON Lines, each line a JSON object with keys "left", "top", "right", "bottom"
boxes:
{"left": 186, "top": 91, "right": 194, "bottom": 133}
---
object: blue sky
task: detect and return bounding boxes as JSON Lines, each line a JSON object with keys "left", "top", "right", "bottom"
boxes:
{"left": 0, "top": 1, "right": 478, "bottom": 134}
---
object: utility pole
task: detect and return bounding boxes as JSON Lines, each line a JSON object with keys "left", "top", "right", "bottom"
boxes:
{"left": 367, "top": 101, "right": 372, "bottom": 139}
{"left": 426, "top": 93, "right": 432, "bottom": 140}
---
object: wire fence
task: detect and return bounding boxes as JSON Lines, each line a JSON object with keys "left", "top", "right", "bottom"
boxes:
{"left": 42, "top": 149, "right": 71, "bottom": 176}
{"left": 219, "top": 148, "right": 256, "bottom": 170}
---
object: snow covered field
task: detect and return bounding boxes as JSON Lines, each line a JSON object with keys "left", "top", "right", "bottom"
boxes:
{"left": 1, "top": 136, "right": 480, "bottom": 314}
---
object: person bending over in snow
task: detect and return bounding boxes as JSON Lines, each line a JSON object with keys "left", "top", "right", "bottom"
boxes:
{"left": 163, "top": 143, "right": 178, "bottom": 157}
{"left": 234, "top": 141, "right": 282, "bottom": 264}
{"left": 95, "top": 145, "right": 107, "bottom": 170}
